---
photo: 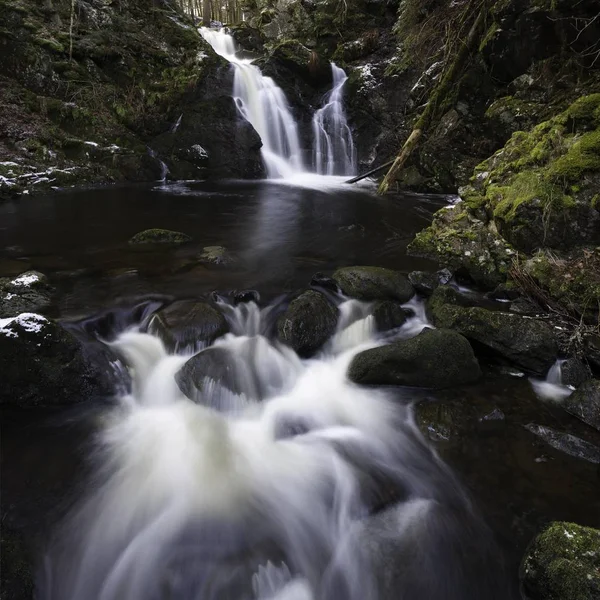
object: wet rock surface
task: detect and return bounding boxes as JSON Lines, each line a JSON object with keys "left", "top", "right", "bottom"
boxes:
{"left": 277, "top": 290, "right": 338, "bottom": 357}
{"left": 0, "top": 271, "right": 54, "bottom": 318}
{"left": 129, "top": 229, "right": 192, "bottom": 246}
{"left": 332, "top": 266, "right": 414, "bottom": 303}
{"left": 563, "top": 380, "right": 600, "bottom": 433}
{"left": 349, "top": 327, "right": 481, "bottom": 389}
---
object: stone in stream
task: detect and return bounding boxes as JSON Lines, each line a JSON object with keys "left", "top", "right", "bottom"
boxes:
{"left": 277, "top": 290, "right": 338, "bottom": 358}
{"left": 428, "top": 285, "right": 558, "bottom": 374}
{"left": 332, "top": 266, "right": 414, "bottom": 303}
{"left": 372, "top": 300, "right": 407, "bottom": 332}
{"left": 198, "top": 245, "right": 236, "bottom": 266}
{"left": 563, "top": 379, "right": 600, "bottom": 432}
{"left": 148, "top": 300, "right": 229, "bottom": 352}
{"left": 520, "top": 521, "right": 600, "bottom": 600}
{"left": 310, "top": 272, "right": 340, "bottom": 293}
{"left": 0, "top": 271, "right": 54, "bottom": 318}
{"left": 524, "top": 424, "right": 600, "bottom": 464}
{"left": 407, "top": 268, "right": 454, "bottom": 296}
{"left": 128, "top": 228, "right": 192, "bottom": 245}
{"left": 0, "top": 314, "right": 118, "bottom": 408}
{"left": 349, "top": 328, "right": 481, "bottom": 389}
{"left": 560, "top": 358, "right": 592, "bottom": 388}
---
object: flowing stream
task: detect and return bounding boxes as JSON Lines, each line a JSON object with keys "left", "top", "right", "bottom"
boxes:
{"left": 199, "top": 28, "right": 356, "bottom": 180}
{"left": 39, "top": 296, "right": 508, "bottom": 600}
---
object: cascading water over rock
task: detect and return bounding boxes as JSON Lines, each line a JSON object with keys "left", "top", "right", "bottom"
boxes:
{"left": 40, "top": 296, "right": 510, "bottom": 600}
{"left": 312, "top": 64, "right": 356, "bottom": 176}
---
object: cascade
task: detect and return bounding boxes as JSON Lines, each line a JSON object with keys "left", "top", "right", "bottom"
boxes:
{"left": 530, "top": 359, "right": 574, "bottom": 402}
{"left": 312, "top": 64, "right": 357, "bottom": 175}
{"left": 200, "top": 28, "right": 305, "bottom": 178}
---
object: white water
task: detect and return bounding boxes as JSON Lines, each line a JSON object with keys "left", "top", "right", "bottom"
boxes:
{"left": 40, "top": 295, "right": 507, "bottom": 600}
{"left": 530, "top": 359, "right": 574, "bottom": 402}
{"left": 200, "top": 28, "right": 305, "bottom": 179}
{"left": 312, "top": 64, "right": 356, "bottom": 176}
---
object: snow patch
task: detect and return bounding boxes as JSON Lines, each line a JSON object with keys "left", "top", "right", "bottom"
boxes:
{"left": 0, "top": 313, "right": 49, "bottom": 337}
{"left": 11, "top": 273, "right": 40, "bottom": 287}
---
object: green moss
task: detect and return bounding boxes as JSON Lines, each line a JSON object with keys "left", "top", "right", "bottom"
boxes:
{"left": 547, "top": 129, "right": 600, "bottom": 181}
{"left": 129, "top": 228, "right": 192, "bottom": 245}
{"left": 565, "top": 93, "right": 600, "bottom": 127}
{"left": 34, "top": 36, "right": 65, "bottom": 52}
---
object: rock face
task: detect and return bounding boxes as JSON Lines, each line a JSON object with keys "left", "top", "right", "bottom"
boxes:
{"left": 148, "top": 301, "right": 229, "bottom": 352}
{"left": 332, "top": 267, "right": 414, "bottom": 303}
{"left": 0, "top": 314, "right": 115, "bottom": 408}
{"left": 348, "top": 328, "right": 481, "bottom": 389}
{"left": 520, "top": 521, "right": 600, "bottom": 600}
{"left": 0, "top": 271, "right": 53, "bottom": 318}
{"left": 277, "top": 291, "right": 338, "bottom": 357}
{"left": 563, "top": 380, "right": 600, "bottom": 432}
{"left": 128, "top": 229, "right": 192, "bottom": 245}
{"left": 428, "top": 286, "right": 557, "bottom": 373}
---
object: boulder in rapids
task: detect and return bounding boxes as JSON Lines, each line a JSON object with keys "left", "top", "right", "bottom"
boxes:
{"left": 148, "top": 300, "right": 229, "bottom": 352}
{"left": 0, "top": 271, "right": 53, "bottom": 318}
{"left": 348, "top": 328, "right": 481, "bottom": 389}
{"left": 128, "top": 228, "right": 192, "bottom": 245}
{"left": 0, "top": 313, "right": 117, "bottom": 408}
{"left": 520, "top": 521, "right": 600, "bottom": 600}
{"left": 560, "top": 358, "right": 592, "bottom": 388}
{"left": 428, "top": 285, "right": 558, "bottom": 373}
{"left": 332, "top": 266, "right": 414, "bottom": 303}
{"left": 562, "top": 379, "right": 600, "bottom": 433}
{"left": 372, "top": 300, "right": 407, "bottom": 332}
{"left": 277, "top": 290, "right": 338, "bottom": 358}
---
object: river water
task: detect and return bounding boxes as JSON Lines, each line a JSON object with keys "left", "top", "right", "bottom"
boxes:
{"left": 1, "top": 181, "right": 599, "bottom": 600}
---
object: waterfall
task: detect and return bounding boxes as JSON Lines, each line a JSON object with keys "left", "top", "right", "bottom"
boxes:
{"left": 200, "top": 27, "right": 305, "bottom": 179}
{"left": 530, "top": 359, "right": 574, "bottom": 402}
{"left": 39, "top": 295, "right": 507, "bottom": 600}
{"left": 312, "top": 64, "right": 356, "bottom": 176}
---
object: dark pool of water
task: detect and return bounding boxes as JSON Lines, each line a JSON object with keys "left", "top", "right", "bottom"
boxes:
{"left": 1, "top": 180, "right": 599, "bottom": 598}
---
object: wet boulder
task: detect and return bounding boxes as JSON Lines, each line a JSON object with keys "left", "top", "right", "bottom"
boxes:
{"left": 332, "top": 267, "right": 414, "bottom": 303}
{"left": 563, "top": 379, "right": 600, "bottom": 432}
{"left": 372, "top": 301, "right": 407, "bottom": 332}
{"left": 520, "top": 521, "right": 600, "bottom": 600}
{"left": 524, "top": 424, "right": 600, "bottom": 464}
{"left": 148, "top": 300, "right": 229, "bottom": 352}
{"left": 0, "top": 314, "right": 116, "bottom": 408}
{"left": 561, "top": 358, "right": 592, "bottom": 388}
{"left": 407, "top": 269, "right": 453, "bottom": 296}
{"left": 128, "top": 228, "right": 192, "bottom": 245}
{"left": 348, "top": 328, "right": 481, "bottom": 389}
{"left": 310, "top": 272, "right": 340, "bottom": 293}
{"left": 0, "top": 271, "right": 53, "bottom": 318}
{"left": 277, "top": 291, "right": 338, "bottom": 358}
{"left": 428, "top": 286, "right": 557, "bottom": 373}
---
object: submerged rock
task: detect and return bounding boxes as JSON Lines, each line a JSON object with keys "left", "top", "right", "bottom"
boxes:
{"left": 563, "top": 379, "right": 600, "bottom": 432}
{"left": 520, "top": 521, "right": 600, "bottom": 600}
{"left": 332, "top": 266, "right": 414, "bottom": 303}
{"left": 349, "top": 328, "right": 481, "bottom": 389}
{"left": 524, "top": 424, "right": 600, "bottom": 464}
{"left": 0, "top": 314, "right": 115, "bottom": 408}
{"left": 148, "top": 300, "right": 228, "bottom": 352}
{"left": 277, "top": 291, "right": 338, "bottom": 358}
{"left": 128, "top": 229, "right": 192, "bottom": 245}
{"left": 198, "top": 246, "right": 236, "bottom": 266}
{"left": 0, "top": 270, "right": 53, "bottom": 318}
{"left": 428, "top": 286, "right": 557, "bottom": 373}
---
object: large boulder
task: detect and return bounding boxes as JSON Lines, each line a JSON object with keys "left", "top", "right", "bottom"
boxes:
{"left": 0, "top": 271, "right": 53, "bottom": 318}
{"left": 428, "top": 286, "right": 557, "bottom": 373}
{"left": 348, "top": 328, "right": 481, "bottom": 389}
{"left": 372, "top": 301, "right": 407, "bottom": 332}
{"left": 520, "top": 521, "right": 600, "bottom": 600}
{"left": 332, "top": 267, "right": 414, "bottom": 303}
{"left": 563, "top": 379, "right": 600, "bottom": 432}
{"left": 148, "top": 301, "right": 229, "bottom": 352}
{"left": 0, "top": 314, "right": 116, "bottom": 408}
{"left": 277, "top": 291, "right": 338, "bottom": 357}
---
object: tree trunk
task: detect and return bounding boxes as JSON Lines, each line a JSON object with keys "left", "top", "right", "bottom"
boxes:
{"left": 377, "top": 3, "right": 488, "bottom": 195}
{"left": 202, "top": 0, "right": 211, "bottom": 25}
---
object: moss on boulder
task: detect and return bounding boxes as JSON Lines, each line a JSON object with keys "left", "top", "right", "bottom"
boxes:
{"left": 520, "top": 521, "right": 600, "bottom": 600}
{"left": 332, "top": 266, "right": 415, "bottom": 302}
{"left": 128, "top": 228, "right": 192, "bottom": 245}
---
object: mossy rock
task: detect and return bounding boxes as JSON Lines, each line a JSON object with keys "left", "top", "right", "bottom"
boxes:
{"left": 128, "top": 228, "right": 192, "bottom": 245}
{"left": 332, "top": 266, "right": 414, "bottom": 303}
{"left": 520, "top": 521, "right": 600, "bottom": 600}
{"left": 348, "top": 328, "right": 481, "bottom": 389}
{"left": 372, "top": 300, "right": 407, "bottom": 332}
{"left": 0, "top": 270, "right": 54, "bottom": 318}
{"left": 563, "top": 379, "right": 600, "bottom": 432}
{"left": 277, "top": 290, "right": 338, "bottom": 358}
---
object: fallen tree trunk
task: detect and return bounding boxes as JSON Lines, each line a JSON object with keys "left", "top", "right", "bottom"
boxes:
{"left": 345, "top": 159, "right": 395, "bottom": 184}
{"left": 377, "top": 2, "right": 488, "bottom": 195}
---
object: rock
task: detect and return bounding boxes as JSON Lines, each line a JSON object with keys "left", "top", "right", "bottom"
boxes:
{"left": 372, "top": 301, "right": 407, "bottom": 332}
{"left": 332, "top": 267, "right": 414, "bottom": 303}
{"left": 348, "top": 328, "right": 481, "bottom": 389}
{"left": 563, "top": 380, "right": 600, "bottom": 432}
{"left": 429, "top": 287, "right": 557, "bottom": 373}
{"left": 0, "top": 527, "right": 34, "bottom": 600}
{"left": 198, "top": 246, "right": 236, "bottom": 266}
{"left": 128, "top": 228, "right": 192, "bottom": 245}
{"left": 233, "top": 290, "right": 260, "bottom": 305}
{"left": 561, "top": 358, "right": 592, "bottom": 388}
{"left": 277, "top": 291, "right": 338, "bottom": 357}
{"left": 148, "top": 301, "right": 228, "bottom": 352}
{"left": 408, "top": 269, "right": 454, "bottom": 296}
{"left": 520, "top": 521, "right": 600, "bottom": 600}
{"left": 0, "top": 314, "right": 115, "bottom": 408}
{"left": 0, "top": 271, "right": 53, "bottom": 317}
{"left": 310, "top": 272, "right": 340, "bottom": 293}
{"left": 524, "top": 424, "right": 600, "bottom": 463}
